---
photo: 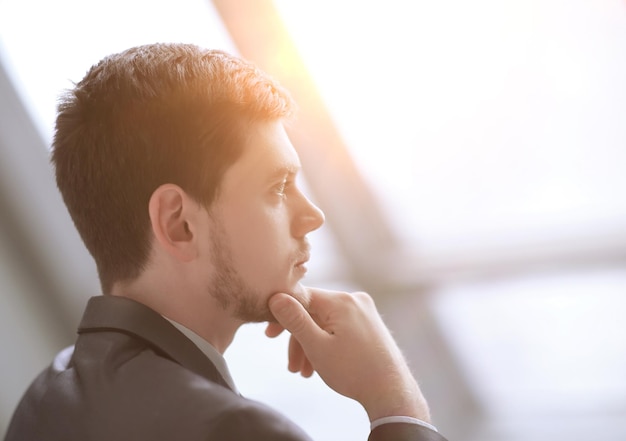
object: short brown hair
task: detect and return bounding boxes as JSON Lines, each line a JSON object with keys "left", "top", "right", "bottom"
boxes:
{"left": 52, "top": 43, "right": 294, "bottom": 294}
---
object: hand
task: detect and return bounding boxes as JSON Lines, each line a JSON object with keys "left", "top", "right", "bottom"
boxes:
{"left": 267, "top": 287, "right": 431, "bottom": 423}
{"left": 265, "top": 322, "right": 315, "bottom": 378}
{"left": 265, "top": 284, "right": 315, "bottom": 378}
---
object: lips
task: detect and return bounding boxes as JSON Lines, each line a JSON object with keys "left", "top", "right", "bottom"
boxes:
{"left": 294, "top": 253, "right": 310, "bottom": 267}
{"left": 294, "top": 244, "right": 311, "bottom": 268}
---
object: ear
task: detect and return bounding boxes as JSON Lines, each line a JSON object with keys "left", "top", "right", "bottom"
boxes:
{"left": 148, "top": 184, "right": 200, "bottom": 262}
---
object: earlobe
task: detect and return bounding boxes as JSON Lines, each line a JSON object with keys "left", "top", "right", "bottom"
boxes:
{"left": 148, "top": 184, "right": 198, "bottom": 262}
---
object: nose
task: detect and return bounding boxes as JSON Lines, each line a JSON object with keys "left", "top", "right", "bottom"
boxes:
{"left": 293, "top": 192, "right": 325, "bottom": 237}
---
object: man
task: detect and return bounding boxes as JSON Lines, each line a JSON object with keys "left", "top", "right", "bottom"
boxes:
{"left": 5, "top": 43, "right": 447, "bottom": 441}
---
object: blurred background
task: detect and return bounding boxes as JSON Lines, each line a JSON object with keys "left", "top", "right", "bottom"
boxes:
{"left": 1, "top": 1, "right": 626, "bottom": 440}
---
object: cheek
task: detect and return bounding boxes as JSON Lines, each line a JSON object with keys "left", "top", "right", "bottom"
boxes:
{"left": 226, "top": 208, "right": 289, "bottom": 264}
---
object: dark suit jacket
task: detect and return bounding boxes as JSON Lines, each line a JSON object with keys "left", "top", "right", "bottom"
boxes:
{"left": 5, "top": 296, "right": 447, "bottom": 441}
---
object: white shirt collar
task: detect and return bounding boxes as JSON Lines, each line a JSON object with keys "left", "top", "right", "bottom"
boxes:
{"left": 162, "top": 316, "right": 239, "bottom": 394}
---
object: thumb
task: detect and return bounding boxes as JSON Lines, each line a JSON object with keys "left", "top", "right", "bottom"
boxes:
{"left": 268, "top": 293, "right": 324, "bottom": 346}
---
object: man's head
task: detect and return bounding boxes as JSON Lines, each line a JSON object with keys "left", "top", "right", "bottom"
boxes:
{"left": 52, "top": 43, "right": 302, "bottom": 295}
{"left": 199, "top": 119, "right": 324, "bottom": 323}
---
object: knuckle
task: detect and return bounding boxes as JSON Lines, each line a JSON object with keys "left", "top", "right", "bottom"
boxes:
{"left": 353, "top": 291, "right": 375, "bottom": 306}
{"left": 335, "top": 291, "right": 353, "bottom": 303}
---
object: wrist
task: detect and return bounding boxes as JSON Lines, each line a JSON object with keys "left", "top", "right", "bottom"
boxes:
{"left": 362, "top": 380, "right": 431, "bottom": 423}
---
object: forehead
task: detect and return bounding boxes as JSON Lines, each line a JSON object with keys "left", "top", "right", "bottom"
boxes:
{"left": 223, "top": 120, "right": 301, "bottom": 187}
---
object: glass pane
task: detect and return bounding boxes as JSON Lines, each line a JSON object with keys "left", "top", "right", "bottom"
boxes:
{"left": 275, "top": 0, "right": 626, "bottom": 256}
{"left": 275, "top": 1, "right": 626, "bottom": 438}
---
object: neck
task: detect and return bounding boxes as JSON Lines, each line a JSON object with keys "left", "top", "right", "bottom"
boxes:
{"left": 110, "top": 274, "right": 242, "bottom": 354}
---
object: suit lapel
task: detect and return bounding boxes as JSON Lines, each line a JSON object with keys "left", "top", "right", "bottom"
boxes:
{"left": 77, "top": 295, "right": 232, "bottom": 390}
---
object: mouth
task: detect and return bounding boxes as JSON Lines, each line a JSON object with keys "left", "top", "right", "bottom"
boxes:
{"left": 293, "top": 246, "right": 311, "bottom": 273}
{"left": 294, "top": 254, "right": 310, "bottom": 270}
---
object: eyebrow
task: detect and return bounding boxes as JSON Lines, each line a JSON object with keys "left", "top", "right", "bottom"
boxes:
{"left": 267, "top": 164, "right": 300, "bottom": 181}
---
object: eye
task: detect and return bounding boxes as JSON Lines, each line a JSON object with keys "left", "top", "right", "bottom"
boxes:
{"left": 274, "top": 178, "right": 288, "bottom": 197}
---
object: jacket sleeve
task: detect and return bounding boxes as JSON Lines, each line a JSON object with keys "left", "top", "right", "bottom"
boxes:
{"left": 209, "top": 402, "right": 448, "bottom": 441}
{"left": 207, "top": 402, "right": 314, "bottom": 441}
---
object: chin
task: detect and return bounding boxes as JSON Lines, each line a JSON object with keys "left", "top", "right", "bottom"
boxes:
{"left": 231, "top": 277, "right": 303, "bottom": 324}
{"left": 232, "top": 292, "right": 275, "bottom": 324}
{"left": 235, "top": 307, "right": 275, "bottom": 324}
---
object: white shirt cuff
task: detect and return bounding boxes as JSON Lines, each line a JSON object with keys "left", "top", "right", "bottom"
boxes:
{"left": 370, "top": 416, "right": 438, "bottom": 432}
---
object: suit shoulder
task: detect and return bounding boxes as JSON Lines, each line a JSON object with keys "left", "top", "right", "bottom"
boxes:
{"left": 206, "top": 399, "right": 313, "bottom": 441}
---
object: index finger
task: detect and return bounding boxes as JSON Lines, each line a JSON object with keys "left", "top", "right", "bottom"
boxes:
{"left": 265, "top": 322, "right": 285, "bottom": 338}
